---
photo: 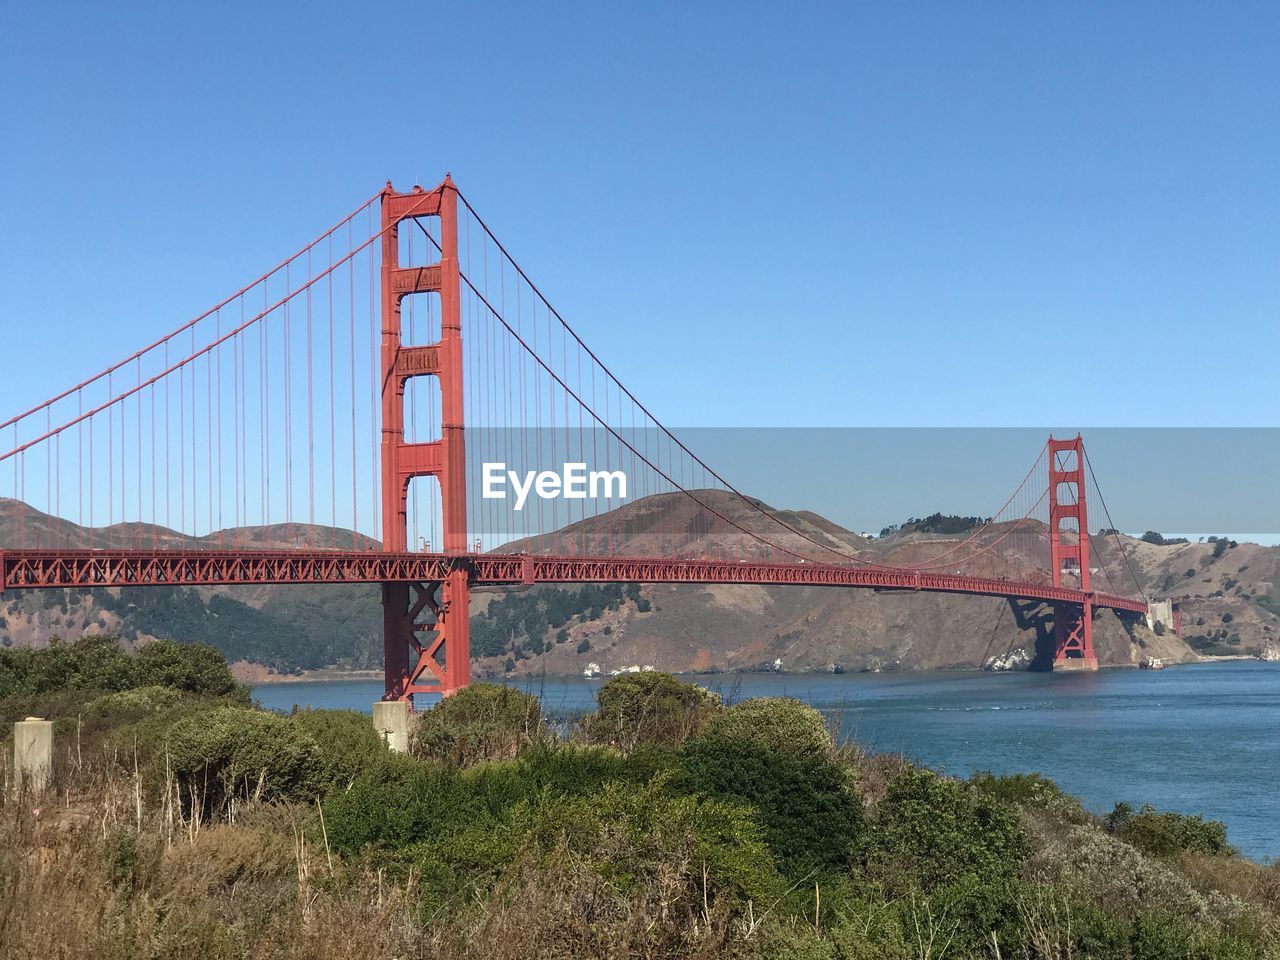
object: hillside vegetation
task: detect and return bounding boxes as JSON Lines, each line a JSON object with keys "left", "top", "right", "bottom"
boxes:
{"left": 2, "top": 640, "right": 1278, "bottom": 958}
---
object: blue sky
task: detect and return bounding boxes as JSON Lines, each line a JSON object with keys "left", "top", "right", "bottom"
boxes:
{"left": 2, "top": 1, "right": 1277, "bottom": 440}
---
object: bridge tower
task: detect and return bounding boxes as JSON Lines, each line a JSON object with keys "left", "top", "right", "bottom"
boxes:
{"left": 1048, "top": 435, "right": 1096, "bottom": 670}
{"left": 379, "top": 177, "right": 471, "bottom": 701}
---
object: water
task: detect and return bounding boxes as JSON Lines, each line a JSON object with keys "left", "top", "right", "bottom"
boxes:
{"left": 254, "top": 660, "right": 1280, "bottom": 862}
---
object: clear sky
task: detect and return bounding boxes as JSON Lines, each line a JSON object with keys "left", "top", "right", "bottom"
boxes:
{"left": 2, "top": 1, "right": 1277, "bottom": 438}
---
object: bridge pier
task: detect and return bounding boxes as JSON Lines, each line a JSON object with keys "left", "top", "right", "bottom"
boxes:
{"left": 1052, "top": 599, "right": 1098, "bottom": 671}
{"left": 372, "top": 700, "right": 411, "bottom": 753}
{"left": 13, "top": 717, "right": 53, "bottom": 794}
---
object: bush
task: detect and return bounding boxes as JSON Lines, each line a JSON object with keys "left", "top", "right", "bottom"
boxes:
{"left": 165, "top": 707, "right": 321, "bottom": 815}
{"left": 580, "top": 672, "right": 719, "bottom": 752}
{"left": 867, "top": 769, "right": 1030, "bottom": 893}
{"left": 287, "top": 708, "right": 387, "bottom": 790}
{"left": 0, "top": 635, "right": 244, "bottom": 699}
{"left": 680, "top": 734, "right": 863, "bottom": 876}
{"left": 0, "top": 635, "right": 135, "bottom": 696}
{"left": 134, "top": 639, "right": 244, "bottom": 697}
{"left": 702, "top": 696, "right": 831, "bottom": 757}
{"left": 1030, "top": 822, "right": 1211, "bottom": 920}
{"left": 1105, "top": 803, "right": 1235, "bottom": 858}
{"left": 411, "top": 683, "right": 543, "bottom": 766}
{"left": 323, "top": 746, "right": 784, "bottom": 916}
{"left": 517, "top": 776, "right": 784, "bottom": 909}
{"left": 87, "top": 684, "right": 187, "bottom": 715}
{"left": 748, "top": 913, "right": 911, "bottom": 960}
{"left": 322, "top": 753, "right": 462, "bottom": 856}
{"left": 971, "top": 770, "right": 1085, "bottom": 819}
{"left": 470, "top": 742, "right": 638, "bottom": 803}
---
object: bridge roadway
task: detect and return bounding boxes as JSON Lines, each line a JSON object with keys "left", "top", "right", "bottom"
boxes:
{"left": 0, "top": 549, "right": 1148, "bottom": 615}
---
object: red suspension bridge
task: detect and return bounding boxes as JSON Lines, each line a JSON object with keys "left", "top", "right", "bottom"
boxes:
{"left": 0, "top": 177, "right": 1155, "bottom": 700}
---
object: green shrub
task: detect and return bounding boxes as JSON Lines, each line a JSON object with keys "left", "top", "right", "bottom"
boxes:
{"left": 517, "top": 776, "right": 784, "bottom": 908}
{"left": 920, "top": 875, "right": 1027, "bottom": 956}
{"left": 324, "top": 746, "right": 784, "bottom": 915}
{"left": 478, "top": 742, "right": 640, "bottom": 799}
{"left": 680, "top": 734, "right": 863, "bottom": 876}
{"left": 134, "top": 639, "right": 244, "bottom": 697}
{"left": 866, "top": 769, "right": 1030, "bottom": 893}
{"left": 0, "top": 635, "right": 244, "bottom": 699}
{"left": 322, "top": 753, "right": 480, "bottom": 856}
{"left": 579, "top": 671, "right": 719, "bottom": 752}
{"left": 745, "top": 900, "right": 931, "bottom": 959}
{"left": 1030, "top": 822, "right": 1210, "bottom": 920}
{"left": 411, "top": 683, "right": 543, "bottom": 766}
{"left": 287, "top": 708, "right": 387, "bottom": 790}
{"left": 1105, "top": 803, "right": 1235, "bottom": 858}
{"left": 88, "top": 685, "right": 187, "bottom": 715}
{"left": 971, "top": 770, "right": 1086, "bottom": 820}
{"left": 323, "top": 745, "right": 639, "bottom": 862}
{"left": 0, "top": 635, "right": 136, "bottom": 696}
{"left": 165, "top": 707, "right": 321, "bottom": 815}
{"left": 77, "top": 685, "right": 189, "bottom": 749}
{"left": 702, "top": 696, "right": 831, "bottom": 758}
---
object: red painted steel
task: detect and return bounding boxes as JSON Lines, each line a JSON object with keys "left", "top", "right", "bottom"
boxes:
{"left": 379, "top": 178, "right": 470, "bottom": 700}
{"left": 0, "top": 180, "right": 1156, "bottom": 698}
{"left": 0, "top": 548, "right": 1148, "bottom": 616}
{"left": 1049, "top": 435, "right": 1097, "bottom": 670}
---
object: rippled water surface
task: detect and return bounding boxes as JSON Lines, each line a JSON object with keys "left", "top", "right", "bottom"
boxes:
{"left": 255, "top": 660, "right": 1280, "bottom": 861}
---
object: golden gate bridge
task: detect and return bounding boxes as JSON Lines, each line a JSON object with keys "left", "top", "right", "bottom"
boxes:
{"left": 0, "top": 176, "right": 1153, "bottom": 701}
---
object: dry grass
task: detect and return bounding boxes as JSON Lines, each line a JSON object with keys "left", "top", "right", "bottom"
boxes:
{"left": 427, "top": 841, "right": 736, "bottom": 960}
{"left": 0, "top": 744, "right": 746, "bottom": 960}
{"left": 1179, "top": 851, "right": 1280, "bottom": 914}
{"left": 854, "top": 752, "right": 914, "bottom": 815}
{"left": 0, "top": 749, "right": 428, "bottom": 960}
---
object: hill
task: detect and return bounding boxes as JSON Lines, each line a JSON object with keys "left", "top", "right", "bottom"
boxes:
{"left": 476, "top": 490, "right": 1197, "bottom": 677}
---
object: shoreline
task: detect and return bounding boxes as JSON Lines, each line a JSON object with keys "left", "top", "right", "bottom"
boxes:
{"left": 240, "top": 667, "right": 383, "bottom": 685}
{"left": 246, "top": 655, "right": 1274, "bottom": 687}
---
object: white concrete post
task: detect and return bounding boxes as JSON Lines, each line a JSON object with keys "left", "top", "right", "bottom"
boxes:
{"left": 372, "top": 701, "right": 411, "bottom": 754}
{"left": 14, "top": 717, "right": 53, "bottom": 795}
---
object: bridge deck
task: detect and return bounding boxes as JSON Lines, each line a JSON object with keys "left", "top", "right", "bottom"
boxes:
{"left": 0, "top": 549, "right": 1147, "bottom": 614}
